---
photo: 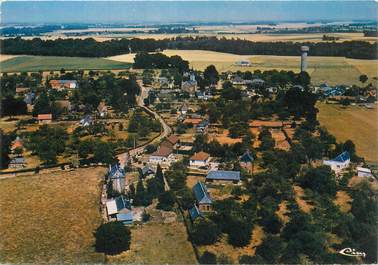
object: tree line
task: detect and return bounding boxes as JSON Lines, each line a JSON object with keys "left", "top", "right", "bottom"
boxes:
{"left": 1, "top": 36, "right": 376, "bottom": 59}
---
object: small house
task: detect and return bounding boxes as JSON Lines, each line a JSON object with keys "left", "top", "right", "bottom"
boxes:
{"left": 192, "top": 181, "right": 212, "bottom": 212}
{"left": 188, "top": 205, "right": 202, "bottom": 222}
{"left": 240, "top": 149, "right": 254, "bottom": 169}
{"left": 49, "top": 80, "right": 78, "bottom": 91}
{"left": 323, "top": 151, "right": 351, "bottom": 174}
{"left": 37, "top": 114, "right": 52, "bottom": 124}
{"left": 97, "top": 102, "right": 108, "bottom": 117}
{"left": 8, "top": 157, "right": 26, "bottom": 169}
{"left": 206, "top": 170, "right": 241, "bottom": 184}
{"left": 357, "top": 167, "right": 373, "bottom": 178}
{"left": 80, "top": 115, "right": 93, "bottom": 127}
{"left": 189, "top": 151, "right": 210, "bottom": 168}
{"left": 149, "top": 146, "right": 173, "bottom": 164}
{"left": 108, "top": 164, "right": 126, "bottom": 194}
{"left": 11, "top": 136, "right": 24, "bottom": 153}
{"left": 179, "top": 103, "right": 189, "bottom": 115}
{"left": 166, "top": 135, "right": 180, "bottom": 148}
{"left": 141, "top": 164, "right": 155, "bottom": 177}
{"left": 106, "top": 196, "right": 133, "bottom": 224}
{"left": 196, "top": 120, "right": 209, "bottom": 133}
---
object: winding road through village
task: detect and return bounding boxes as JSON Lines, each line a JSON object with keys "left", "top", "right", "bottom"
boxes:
{"left": 117, "top": 81, "right": 172, "bottom": 167}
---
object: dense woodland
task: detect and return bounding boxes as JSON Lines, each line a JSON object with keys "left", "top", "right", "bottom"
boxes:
{"left": 1, "top": 37, "right": 377, "bottom": 59}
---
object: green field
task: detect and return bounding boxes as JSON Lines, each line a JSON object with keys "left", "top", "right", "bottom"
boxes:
{"left": 0, "top": 55, "right": 131, "bottom": 72}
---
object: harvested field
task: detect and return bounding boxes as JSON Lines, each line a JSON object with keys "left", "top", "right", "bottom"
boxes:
{"left": 317, "top": 102, "right": 378, "bottom": 163}
{"left": 0, "top": 54, "right": 19, "bottom": 62}
{"left": 0, "top": 167, "right": 106, "bottom": 263}
{"left": 348, "top": 176, "right": 378, "bottom": 191}
{"left": 0, "top": 55, "right": 131, "bottom": 72}
{"left": 334, "top": 190, "right": 353, "bottom": 213}
{"left": 208, "top": 129, "right": 242, "bottom": 145}
{"left": 109, "top": 50, "right": 378, "bottom": 86}
{"left": 271, "top": 129, "right": 290, "bottom": 151}
{"left": 107, "top": 222, "right": 197, "bottom": 264}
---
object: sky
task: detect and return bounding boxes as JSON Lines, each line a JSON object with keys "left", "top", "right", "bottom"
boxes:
{"left": 1, "top": 1, "right": 377, "bottom": 24}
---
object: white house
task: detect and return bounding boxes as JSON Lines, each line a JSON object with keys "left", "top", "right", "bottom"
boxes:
{"left": 323, "top": 151, "right": 351, "bottom": 174}
{"left": 189, "top": 151, "right": 210, "bottom": 168}
{"left": 357, "top": 167, "right": 373, "bottom": 178}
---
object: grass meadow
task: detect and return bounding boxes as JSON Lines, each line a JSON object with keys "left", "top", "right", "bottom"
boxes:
{"left": 317, "top": 102, "right": 378, "bottom": 163}
{"left": 0, "top": 167, "right": 106, "bottom": 263}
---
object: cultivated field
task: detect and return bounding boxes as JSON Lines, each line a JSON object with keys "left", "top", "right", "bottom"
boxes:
{"left": 0, "top": 55, "right": 131, "bottom": 72}
{"left": 109, "top": 50, "right": 378, "bottom": 86}
{"left": 317, "top": 102, "right": 378, "bottom": 163}
{"left": 0, "top": 167, "right": 106, "bottom": 263}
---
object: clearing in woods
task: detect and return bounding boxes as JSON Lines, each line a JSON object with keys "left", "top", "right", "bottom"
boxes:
{"left": 0, "top": 55, "right": 131, "bottom": 72}
{"left": 317, "top": 102, "right": 378, "bottom": 164}
{"left": 0, "top": 167, "right": 106, "bottom": 263}
{"left": 108, "top": 50, "right": 378, "bottom": 86}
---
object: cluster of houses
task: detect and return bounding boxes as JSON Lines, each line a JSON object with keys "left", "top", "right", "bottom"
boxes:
{"left": 189, "top": 170, "right": 241, "bottom": 221}
{"left": 149, "top": 135, "right": 180, "bottom": 166}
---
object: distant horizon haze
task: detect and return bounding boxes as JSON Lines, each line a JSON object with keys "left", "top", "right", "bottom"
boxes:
{"left": 1, "top": 1, "right": 377, "bottom": 24}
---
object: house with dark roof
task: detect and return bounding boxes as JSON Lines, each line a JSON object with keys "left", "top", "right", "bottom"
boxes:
{"left": 80, "top": 114, "right": 93, "bottom": 127}
{"left": 323, "top": 151, "right": 351, "bottom": 174}
{"left": 188, "top": 205, "right": 202, "bottom": 222}
{"left": 141, "top": 164, "right": 155, "bottom": 177}
{"left": 181, "top": 73, "right": 197, "bottom": 95}
{"left": 206, "top": 170, "right": 241, "bottom": 184}
{"left": 108, "top": 164, "right": 126, "bottom": 194}
{"left": 106, "top": 195, "right": 133, "bottom": 224}
{"left": 190, "top": 151, "right": 210, "bottom": 168}
{"left": 8, "top": 157, "right": 26, "bottom": 169}
{"left": 192, "top": 181, "right": 212, "bottom": 212}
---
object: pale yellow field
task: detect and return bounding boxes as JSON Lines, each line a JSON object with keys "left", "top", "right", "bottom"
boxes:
{"left": 317, "top": 102, "right": 378, "bottom": 163}
{"left": 0, "top": 54, "right": 19, "bottom": 62}
{"left": 108, "top": 49, "right": 378, "bottom": 85}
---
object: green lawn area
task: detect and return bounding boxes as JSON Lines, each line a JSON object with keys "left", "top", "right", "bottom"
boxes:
{"left": 0, "top": 55, "right": 131, "bottom": 72}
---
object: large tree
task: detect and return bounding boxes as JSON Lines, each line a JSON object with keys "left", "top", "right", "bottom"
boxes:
{"left": 94, "top": 222, "right": 131, "bottom": 255}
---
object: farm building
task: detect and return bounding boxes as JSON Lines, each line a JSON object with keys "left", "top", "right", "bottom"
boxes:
{"left": 193, "top": 181, "right": 212, "bottom": 212}
{"left": 106, "top": 195, "right": 133, "bottom": 224}
{"left": 357, "top": 167, "right": 374, "bottom": 178}
{"left": 108, "top": 164, "right": 126, "bottom": 194}
{"left": 49, "top": 80, "right": 78, "bottom": 91}
{"left": 323, "top": 151, "right": 351, "bottom": 174}
{"left": 206, "top": 170, "right": 241, "bottom": 184}
{"left": 37, "top": 114, "right": 52, "bottom": 124}
{"left": 189, "top": 151, "right": 210, "bottom": 168}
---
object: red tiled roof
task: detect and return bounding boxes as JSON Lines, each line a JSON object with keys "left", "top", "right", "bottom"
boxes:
{"left": 190, "top": 151, "right": 210, "bottom": 161}
{"left": 167, "top": 135, "right": 179, "bottom": 145}
{"left": 37, "top": 114, "right": 52, "bottom": 120}
{"left": 183, "top": 118, "right": 202, "bottom": 125}
{"left": 151, "top": 146, "right": 172, "bottom": 157}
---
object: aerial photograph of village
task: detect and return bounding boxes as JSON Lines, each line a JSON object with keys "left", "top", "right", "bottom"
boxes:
{"left": 0, "top": 0, "right": 377, "bottom": 264}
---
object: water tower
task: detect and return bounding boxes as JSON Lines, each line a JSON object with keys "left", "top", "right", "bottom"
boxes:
{"left": 300, "top": 46, "right": 309, "bottom": 72}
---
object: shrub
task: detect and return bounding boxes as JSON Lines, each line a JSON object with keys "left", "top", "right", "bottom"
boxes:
{"left": 94, "top": 222, "right": 131, "bottom": 255}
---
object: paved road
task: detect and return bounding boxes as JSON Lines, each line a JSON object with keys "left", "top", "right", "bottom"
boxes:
{"left": 117, "top": 81, "right": 172, "bottom": 167}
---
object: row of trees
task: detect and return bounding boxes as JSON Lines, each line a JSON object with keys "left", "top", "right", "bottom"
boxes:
{"left": 2, "top": 37, "right": 376, "bottom": 59}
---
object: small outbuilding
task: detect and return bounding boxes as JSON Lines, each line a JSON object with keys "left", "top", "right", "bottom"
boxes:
{"left": 206, "top": 170, "right": 241, "bottom": 184}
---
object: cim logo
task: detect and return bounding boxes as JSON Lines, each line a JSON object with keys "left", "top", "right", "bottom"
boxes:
{"left": 339, "top": 248, "right": 366, "bottom": 258}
